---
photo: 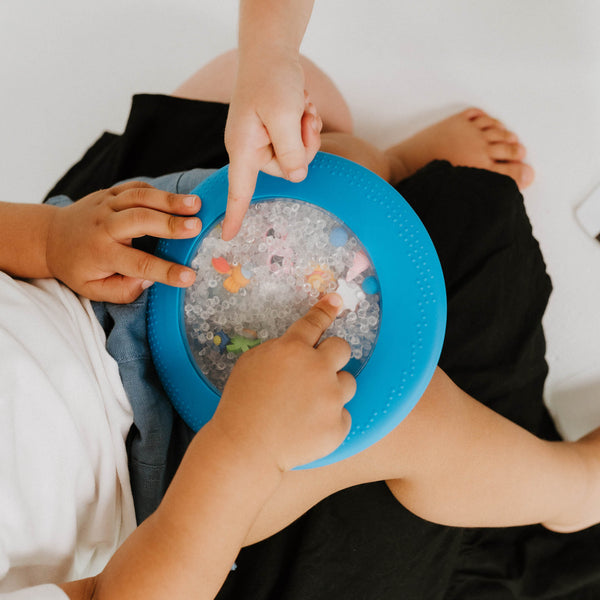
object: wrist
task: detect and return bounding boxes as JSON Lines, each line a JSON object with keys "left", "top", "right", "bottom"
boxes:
{"left": 201, "top": 418, "right": 285, "bottom": 484}
{"left": 0, "top": 201, "right": 58, "bottom": 279}
{"left": 238, "top": 0, "right": 313, "bottom": 57}
{"left": 43, "top": 204, "right": 62, "bottom": 279}
{"left": 236, "top": 44, "right": 300, "bottom": 79}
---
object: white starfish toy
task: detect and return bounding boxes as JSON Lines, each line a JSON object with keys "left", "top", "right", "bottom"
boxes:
{"left": 335, "top": 279, "right": 365, "bottom": 312}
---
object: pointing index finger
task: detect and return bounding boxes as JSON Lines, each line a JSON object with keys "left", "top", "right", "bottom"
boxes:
{"left": 222, "top": 158, "right": 259, "bottom": 241}
{"left": 283, "top": 294, "right": 343, "bottom": 347}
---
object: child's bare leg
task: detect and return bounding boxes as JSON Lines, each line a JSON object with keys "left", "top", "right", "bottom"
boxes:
{"left": 172, "top": 49, "right": 353, "bottom": 134}
{"left": 243, "top": 367, "right": 599, "bottom": 546}
{"left": 319, "top": 132, "right": 393, "bottom": 181}
{"left": 320, "top": 108, "right": 534, "bottom": 190}
{"left": 173, "top": 55, "right": 530, "bottom": 189}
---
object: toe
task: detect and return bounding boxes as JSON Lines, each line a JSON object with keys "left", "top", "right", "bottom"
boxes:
{"left": 472, "top": 115, "right": 503, "bottom": 131}
{"left": 461, "top": 107, "right": 486, "bottom": 120}
{"left": 484, "top": 127, "right": 519, "bottom": 143}
{"left": 492, "top": 162, "right": 535, "bottom": 189}
{"left": 489, "top": 142, "right": 526, "bottom": 161}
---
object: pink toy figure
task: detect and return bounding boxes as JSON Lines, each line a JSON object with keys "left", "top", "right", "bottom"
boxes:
{"left": 211, "top": 257, "right": 252, "bottom": 293}
{"left": 346, "top": 250, "right": 370, "bottom": 282}
{"left": 264, "top": 226, "right": 295, "bottom": 275}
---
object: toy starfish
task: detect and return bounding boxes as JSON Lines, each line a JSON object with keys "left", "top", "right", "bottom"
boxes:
{"left": 335, "top": 279, "right": 365, "bottom": 312}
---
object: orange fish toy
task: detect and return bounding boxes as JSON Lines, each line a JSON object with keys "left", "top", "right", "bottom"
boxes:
{"left": 211, "top": 257, "right": 253, "bottom": 293}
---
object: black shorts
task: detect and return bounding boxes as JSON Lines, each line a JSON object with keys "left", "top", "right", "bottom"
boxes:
{"left": 45, "top": 94, "right": 230, "bottom": 201}
{"left": 47, "top": 94, "right": 600, "bottom": 600}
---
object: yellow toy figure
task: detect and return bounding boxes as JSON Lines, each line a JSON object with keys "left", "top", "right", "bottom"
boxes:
{"left": 306, "top": 263, "right": 335, "bottom": 293}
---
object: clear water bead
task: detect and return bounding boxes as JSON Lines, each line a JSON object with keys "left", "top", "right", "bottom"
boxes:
{"left": 184, "top": 198, "right": 382, "bottom": 391}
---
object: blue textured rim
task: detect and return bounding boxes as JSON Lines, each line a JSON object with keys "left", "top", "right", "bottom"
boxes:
{"left": 147, "top": 152, "right": 446, "bottom": 469}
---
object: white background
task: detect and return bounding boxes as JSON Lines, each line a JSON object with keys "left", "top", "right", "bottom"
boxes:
{"left": 1, "top": 0, "right": 599, "bottom": 439}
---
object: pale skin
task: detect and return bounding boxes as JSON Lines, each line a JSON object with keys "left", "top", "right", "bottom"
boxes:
{"left": 182, "top": 48, "right": 535, "bottom": 243}
{"left": 2, "top": 54, "right": 596, "bottom": 599}
{"left": 219, "top": 0, "right": 322, "bottom": 240}
{"left": 219, "top": 0, "right": 534, "bottom": 239}
{"left": 60, "top": 293, "right": 354, "bottom": 600}
{"left": 0, "top": 183, "right": 203, "bottom": 302}
{"left": 3, "top": 175, "right": 599, "bottom": 600}
{"left": 0, "top": 195, "right": 353, "bottom": 599}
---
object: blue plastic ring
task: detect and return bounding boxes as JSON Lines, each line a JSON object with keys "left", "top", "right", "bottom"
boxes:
{"left": 147, "top": 152, "right": 446, "bottom": 468}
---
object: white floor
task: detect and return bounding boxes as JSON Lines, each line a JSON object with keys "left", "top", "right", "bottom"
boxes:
{"left": 1, "top": 0, "right": 599, "bottom": 439}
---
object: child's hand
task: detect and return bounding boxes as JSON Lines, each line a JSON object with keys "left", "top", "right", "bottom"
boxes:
{"left": 46, "top": 181, "right": 202, "bottom": 303}
{"left": 212, "top": 294, "right": 354, "bottom": 472}
{"left": 222, "top": 54, "right": 322, "bottom": 241}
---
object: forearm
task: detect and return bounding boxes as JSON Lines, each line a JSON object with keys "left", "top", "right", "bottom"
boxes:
{"left": 85, "top": 421, "right": 282, "bottom": 600}
{"left": 0, "top": 201, "right": 56, "bottom": 278}
{"left": 57, "top": 298, "right": 348, "bottom": 600}
{"left": 238, "top": 0, "right": 314, "bottom": 59}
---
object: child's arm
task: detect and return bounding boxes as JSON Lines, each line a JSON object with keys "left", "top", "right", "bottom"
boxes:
{"left": 0, "top": 201, "right": 58, "bottom": 280}
{"left": 222, "top": 0, "right": 321, "bottom": 241}
{"left": 59, "top": 294, "right": 352, "bottom": 600}
{"left": 0, "top": 181, "right": 202, "bottom": 303}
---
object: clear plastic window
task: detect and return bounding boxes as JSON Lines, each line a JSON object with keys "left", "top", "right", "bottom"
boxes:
{"left": 184, "top": 199, "right": 381, "bottom": 392}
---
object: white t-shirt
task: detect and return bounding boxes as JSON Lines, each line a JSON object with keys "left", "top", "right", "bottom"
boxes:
{"left": 0, "top": 273, "right": 136, "bottom": 598}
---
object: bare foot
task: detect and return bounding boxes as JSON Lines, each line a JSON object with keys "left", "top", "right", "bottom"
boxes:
{"left": 542, "top": 427, "right": 600, "bottom": 533}
{"left": 384, "top": 108, "right": 535, "bottom": 189}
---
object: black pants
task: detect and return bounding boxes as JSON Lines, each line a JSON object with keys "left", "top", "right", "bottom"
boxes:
{"left": 46, "top": 94, "right": 600, "bottom": 599}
